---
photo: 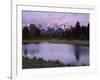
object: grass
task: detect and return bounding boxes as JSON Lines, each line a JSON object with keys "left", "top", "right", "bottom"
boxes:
{"left": 22, "top": 56, "right": 87, "bottom": 69}
{"left": 22, "top": 57, "right": 65, "bottom": 69}
{"left": 23, "top": 39, "right": 89, "bottom": 46}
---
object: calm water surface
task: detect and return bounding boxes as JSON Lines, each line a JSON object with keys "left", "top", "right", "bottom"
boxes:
{"left": 22, "top": 42, "right": 89, "bottom": 66}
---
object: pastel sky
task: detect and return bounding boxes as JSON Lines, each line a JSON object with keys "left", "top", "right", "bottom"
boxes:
{"left": 22, "top": 10, "right": 89, "bottom": 28}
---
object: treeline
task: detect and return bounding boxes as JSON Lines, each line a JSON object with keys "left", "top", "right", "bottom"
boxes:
{"left": 22, "top": 21, "right": 89, "bottom": 40}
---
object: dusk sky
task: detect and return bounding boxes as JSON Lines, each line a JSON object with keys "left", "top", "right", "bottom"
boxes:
{"left": 22, "top": 11, "right": 89, "bottom": 28}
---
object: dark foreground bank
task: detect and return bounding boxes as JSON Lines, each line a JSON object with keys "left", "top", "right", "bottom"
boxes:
{"left": 22, "top": 57, "right": 87, "bottom": 69}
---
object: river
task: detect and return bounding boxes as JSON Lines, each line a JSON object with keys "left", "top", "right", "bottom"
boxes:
{"left": 22, "top": 42, "right": 89, "bottom": 66}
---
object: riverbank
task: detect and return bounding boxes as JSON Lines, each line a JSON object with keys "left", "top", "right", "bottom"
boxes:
{"left": 22, "top": 56, "right": 87, "bottom": 69}
{"left": 23, "top": 39, "right": 89, "bottom": 46}
{"left": 22, "top": 57, "right": 65, "bottom": 69}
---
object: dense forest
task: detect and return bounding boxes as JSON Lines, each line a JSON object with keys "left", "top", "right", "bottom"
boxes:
{"left": 22, "top": 21, "right": 89, "bottom": 40}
